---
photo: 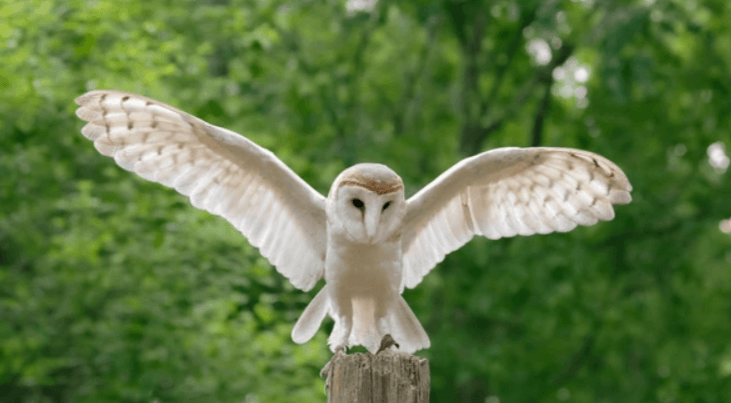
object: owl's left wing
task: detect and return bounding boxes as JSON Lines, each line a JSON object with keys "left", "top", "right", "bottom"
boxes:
{"left": 401, "top": 147, "right": 632, "bottom": 290}
{"left": 76, "top": 90, "right": 327, "bottom": 291}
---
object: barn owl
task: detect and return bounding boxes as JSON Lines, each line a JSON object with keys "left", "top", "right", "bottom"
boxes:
{"left": 75, "top": 90, "right": 632, "bottom": 358}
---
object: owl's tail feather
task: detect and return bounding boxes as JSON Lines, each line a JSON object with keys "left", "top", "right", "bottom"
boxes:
{"left": 382, "top": 295, "right": 431, "bottom": 354}
{"left": 292, "top": 285, "right": 330, "bottom": 344}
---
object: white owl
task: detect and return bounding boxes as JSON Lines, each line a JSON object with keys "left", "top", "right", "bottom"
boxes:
{"left": 75, "top": 90, "right": 632, "bottom": 358}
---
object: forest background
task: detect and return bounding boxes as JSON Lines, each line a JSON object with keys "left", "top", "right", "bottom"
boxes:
{"left": 1, "top": 0, "right": 731, "bottom": 402}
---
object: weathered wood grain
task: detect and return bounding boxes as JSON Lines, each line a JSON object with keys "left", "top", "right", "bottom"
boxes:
{"left": 325, "top": 352, "right": 429, "bottom": 403}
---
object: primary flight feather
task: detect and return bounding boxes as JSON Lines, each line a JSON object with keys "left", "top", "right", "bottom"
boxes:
{"left": 75, "top": 90, "right": 632, "bottom": 357}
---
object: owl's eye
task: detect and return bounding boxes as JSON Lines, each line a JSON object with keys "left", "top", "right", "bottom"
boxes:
{"left": 352, "top": 199, "right": 364, "bottom": 210}
{"left": 382, "top": 201, "right": 391, "bottom": 211}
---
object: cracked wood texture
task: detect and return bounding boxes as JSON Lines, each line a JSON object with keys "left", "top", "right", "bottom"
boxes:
{"left": 326, "top": 353, "right": 429, "bottom": 403}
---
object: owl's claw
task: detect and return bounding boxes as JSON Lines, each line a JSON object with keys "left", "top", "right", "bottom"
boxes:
{"left": 376, "top": 333, "right": 400, "bottom": 354}
{"left": 320, "top": 346, "right": 346, "bottom": 379}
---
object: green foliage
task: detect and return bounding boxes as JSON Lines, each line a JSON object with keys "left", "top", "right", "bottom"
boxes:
{"left": 2, "top": 0, "right": 730, "bottom": 402}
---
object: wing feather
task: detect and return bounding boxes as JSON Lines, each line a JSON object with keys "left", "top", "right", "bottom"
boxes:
{"left": 401, "top": 147, "right": 632, "bottom": 289}
{"left": 76, "top": 90, "right": 327, "bottom": 291}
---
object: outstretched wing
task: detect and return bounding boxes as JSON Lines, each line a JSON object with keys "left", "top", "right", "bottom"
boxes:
{"left": 75, "top": 90, "right": 327, "bottom": 291}
{"left": 401, "top": 147, "right": 632, "bottom": 290}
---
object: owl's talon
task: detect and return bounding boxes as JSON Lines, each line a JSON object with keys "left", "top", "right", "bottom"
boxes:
{"left": 320, "top": 346, "right": 346, "bottom": 379}
{"left": 376, "top": 333, "right": 400, "bottom": 354}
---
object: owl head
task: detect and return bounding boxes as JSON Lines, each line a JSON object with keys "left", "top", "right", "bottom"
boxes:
{"left": 327, "top": 163, "right": 406, "bottom": 244}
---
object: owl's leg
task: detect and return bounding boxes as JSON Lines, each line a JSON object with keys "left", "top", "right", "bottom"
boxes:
{"left": 321, "top": 315, "right": 352, "bottom": 378}
{"left": 373, "top": 296, "right": 400, "bottom": 354}
{"left": 327, "top": 314, "right": 352, "bottom": 353}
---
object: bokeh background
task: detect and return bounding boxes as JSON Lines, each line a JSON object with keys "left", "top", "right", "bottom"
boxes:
{"left": 2, "top": 0, "right": 731, "bottom": 402}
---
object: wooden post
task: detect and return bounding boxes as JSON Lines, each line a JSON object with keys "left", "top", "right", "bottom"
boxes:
{"left": 325, "top": 352, "right": 430, "bottom": 403}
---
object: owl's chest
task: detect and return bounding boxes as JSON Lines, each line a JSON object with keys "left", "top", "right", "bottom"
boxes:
{"left": 325, "top": 238, "right": 402, "bottom": 295}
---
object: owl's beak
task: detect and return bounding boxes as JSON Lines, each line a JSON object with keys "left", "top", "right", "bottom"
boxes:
{"left": 364, "top": 207, "right": 380, "bottom": 243}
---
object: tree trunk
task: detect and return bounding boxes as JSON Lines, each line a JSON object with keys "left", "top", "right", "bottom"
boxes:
{"left": 325, "top": 353, "right": 430, "bottom": 403}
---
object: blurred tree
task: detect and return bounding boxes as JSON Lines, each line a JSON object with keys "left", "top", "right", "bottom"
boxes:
{"left": 1, "top": 0, "right": 730, "bottom": 402}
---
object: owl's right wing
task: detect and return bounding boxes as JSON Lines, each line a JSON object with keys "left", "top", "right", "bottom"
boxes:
{"left": 400, "top": 147, "right": 632, "bottom": 290}
{"left": 76, "top": 90, "right": 327, "bottom": 291}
